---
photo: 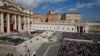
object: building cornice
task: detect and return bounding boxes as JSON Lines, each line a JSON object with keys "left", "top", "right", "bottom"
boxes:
{"left": 0, "top": 7, "right": 33, "bottom": 17}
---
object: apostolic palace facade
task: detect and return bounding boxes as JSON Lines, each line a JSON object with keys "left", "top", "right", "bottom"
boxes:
{"left": 0, "top": 0, "right": 100, "bottom": 33}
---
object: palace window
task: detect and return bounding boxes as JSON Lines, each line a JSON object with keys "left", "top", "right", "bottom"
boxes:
{"left": 47, "top": 27, "right": 48, "bottom": 29}
{"left": 50, "top": 27, "right": 52, "bottom": 29}
{"left": 4, "top": 3, "right": 7, "bottom": 6}
{"left": 67, "top": 16, "right": 70, "bottom": 18}
{"left": 72, "top": 28, "right": 74, "bottom": 30}
{"left": 62, "top": 28, "right": 64, "bottom": 30}
{"left": 67, "top": 28, "right": 69, "bottom": 30}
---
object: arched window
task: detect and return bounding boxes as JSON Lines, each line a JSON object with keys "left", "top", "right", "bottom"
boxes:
{"left": 4, "top": 3, "right": 7, "bottom": 6}
{"left": 67, "top": 28, "right": 69, "bottom": 30}
{"left": 72, "top": 28, "right": 74, "bottom": 30}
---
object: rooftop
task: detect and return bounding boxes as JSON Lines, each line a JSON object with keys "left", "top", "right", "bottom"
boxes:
{"left": 66, "top": 11, "right": 80, "bottom": 14}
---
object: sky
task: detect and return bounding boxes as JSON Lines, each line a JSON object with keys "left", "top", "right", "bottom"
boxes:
{"left": 16, "top": 0, "right": 100, "bottom": 21}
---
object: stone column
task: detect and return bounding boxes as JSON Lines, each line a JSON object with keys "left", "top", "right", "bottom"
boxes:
{"left": 23, "top": 17, "right": 26, "bottom": 30}
{"left": 25, "top": 17, "right": 28, "bottom": 30}
{"left": 83, "top": 26, "right": 85, "bottom": 33}
{"left": 85, "top": 25, "right": 89, "bottom": 33}
{"left": 27, "top": 17, "right": 30, "bottom": 30}
{"left": 75, "top": 25, "right": 77, "bottom": 32}
{"left": 29, "top": 17, "right": 30, "bottom": 30}
{"left": 0, "top": 12, "right": 4, "bottom": 33}
{"left": 6, "top": 13, "right": 10, "bottom": 32}
{"left": 18, "top": 15, "right": 21, "bottom": 31}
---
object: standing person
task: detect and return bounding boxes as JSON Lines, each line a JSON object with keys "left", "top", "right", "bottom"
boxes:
{"left": 7, "top": 53, "right": 9, "bottom": 56}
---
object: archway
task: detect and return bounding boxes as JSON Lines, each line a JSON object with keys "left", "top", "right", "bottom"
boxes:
{"left": 10, "top": 15, "right": 15, "bottom": 32}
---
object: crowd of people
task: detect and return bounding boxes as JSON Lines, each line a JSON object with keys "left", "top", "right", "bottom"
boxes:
{"left": 58, "top": 40, "right": 100, "bottom": 56}
{"left": 0, "top": 36, "right": 25, "bottom": 45}
{"left": 62, "top": 32, "right": 100, "bottom": 41}
{"left": 57, "top": 32, "right": 100, "bottom": 56}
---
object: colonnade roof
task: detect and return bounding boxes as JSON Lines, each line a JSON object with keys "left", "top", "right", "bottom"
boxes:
{"left": 66, "top": 11, "right": 80, "bottom": 14}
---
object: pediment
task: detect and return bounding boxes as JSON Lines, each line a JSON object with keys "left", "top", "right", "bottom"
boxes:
{"left": 8, "top": 7, "right": 19, "bottom": 11}
{"left": 7, "top": 5, "right": 21, "bottom": 12}
{"left": 0, "top": 5, "right": 21, "bottom": 12}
